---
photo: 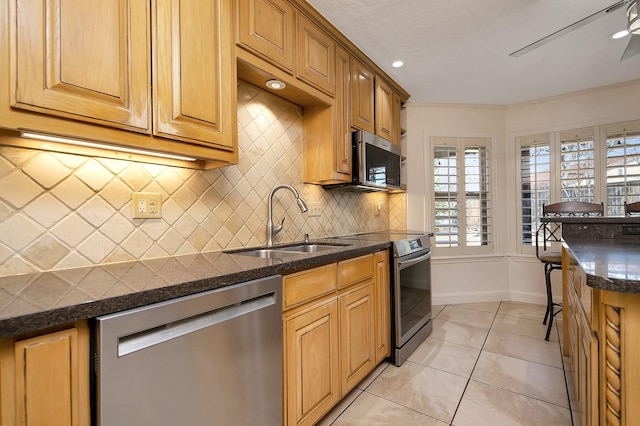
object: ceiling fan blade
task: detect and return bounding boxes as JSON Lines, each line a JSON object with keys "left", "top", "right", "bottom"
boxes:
{"left": 510, "top": 0, "right": 628, "bottom": 57}
{"left": 621, "top": 34, "right": 640, "bottom": 60}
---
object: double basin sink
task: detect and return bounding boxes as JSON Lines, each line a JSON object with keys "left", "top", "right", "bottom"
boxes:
{"left": 226, "top": 242, "right": 351, "bottom": 259}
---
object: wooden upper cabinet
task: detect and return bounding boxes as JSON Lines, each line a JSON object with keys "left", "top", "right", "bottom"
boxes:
{"left": 375, "top": 78, "right": 394, "bottom": 143}
{"left": 392, "top": 91, "right": 403, "bottom": 145}
{"left": 11, "top": 0, "right": 150, "bottom": 132}
{"left": 237, "top": 0, "right": 295, "bottom": 72}
{"left": 350, "top": 58, "right": 375, "bottom": 133}
{"left": 334, "top": 46, "right": 352, "bottom": 176}
{"left": 153, "top": 0, "right": 236, "bottom": 150}
{"left": 296, "top": 14, "right": 335, "bottom": 96}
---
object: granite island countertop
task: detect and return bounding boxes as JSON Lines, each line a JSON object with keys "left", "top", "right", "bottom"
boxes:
{"left": 563, "top": 238, "right": 640, "bottom": 293}
{"left": 0, "top": 238, "right": 390, "bottom": 339}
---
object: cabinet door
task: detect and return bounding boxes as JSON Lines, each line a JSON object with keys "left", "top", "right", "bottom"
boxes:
{"left": 237, "top": 0, "right": 295, "bottom": 72}
{"left": 375, "top": 78, "right": 394, "bottom": 143}
{"left": 392, "top": 91, "right": 403, "bottom": 146}
{"left": 0, "top": 324, "right": 90, "bottom": 426}
{"left": 284, "top": 298, "right": 340, "bottom": 426}
{"left": 296, "top": 14, "right": 335, "bottom": 96}
{"left": 578, "top": 312, "right": 598, "bottom": 426}
{"left": 339, "top": 281, "right": 376, "bottom": 394}
{"left": 334, "top": 46, "right": 352, "bottom": 176}
{"left": 350, "top": 58, "right": 375, "bottom": 133}
{"left": 374, "top": 250, "right": 391, "bottom": 363}
{"left": 11, "top": 0, "right": 150, "bottom": 132}
{"left": 153, "top": 0, "right": 236, "bottom": 150}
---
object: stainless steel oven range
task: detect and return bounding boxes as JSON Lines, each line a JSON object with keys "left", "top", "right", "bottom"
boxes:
{"left": 335, "top": 231, "right": 433, "bottom": 366}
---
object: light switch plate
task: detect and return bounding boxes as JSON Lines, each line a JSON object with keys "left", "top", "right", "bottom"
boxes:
{"left": 132, "top": 192, "right": 162, "bottom": 219}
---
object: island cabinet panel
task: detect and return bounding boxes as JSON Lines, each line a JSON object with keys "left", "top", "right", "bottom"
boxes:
{"left": 0, "top": 322, "right": 90, "bottom": 426}
{"left": 563, "top": 247, "right": 599, "bottom": 426}
{"left": 599, "top": 290, "right": 640, "bottom": 426}
{"left": 11, "top": 0, "right": 150, "bottom": 132}
{"left": 153, "top": 0, "right": 236, "bottom": 149}
{"left": 350, "top": 57, "right": 375, "bottom": 134}
{"left": 284, "top": 296, "right": 340, "bottom": 426}
{"left": 236, "top": 0, "right": 295, "bottom": 72}
{"left": 296, "top": 14, "right": 335, "bottom": 96}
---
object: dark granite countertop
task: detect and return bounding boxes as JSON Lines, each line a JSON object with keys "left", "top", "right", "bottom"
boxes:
{"left": 0, "top": 239, "right": 390, "bottom": 339}
{"left": 563, "top": 238, "right": 640, "bottom": 293}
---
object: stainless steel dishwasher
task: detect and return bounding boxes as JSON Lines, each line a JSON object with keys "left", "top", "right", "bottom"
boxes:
{"left": 95, "top": 275, "right": 282, "bottom": 426}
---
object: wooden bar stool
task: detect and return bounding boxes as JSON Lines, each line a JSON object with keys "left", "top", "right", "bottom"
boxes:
{"left": 535, "top": 201, "right": 603, "bottom": 340}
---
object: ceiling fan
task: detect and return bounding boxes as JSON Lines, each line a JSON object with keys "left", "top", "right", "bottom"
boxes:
{"left": 510, "top": 0, "right": 640, "bottom": 60}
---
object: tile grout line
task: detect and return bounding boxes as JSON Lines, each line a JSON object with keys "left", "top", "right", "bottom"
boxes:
{"left": 447, "top": 302, "right": 501, "bottom": 425}
{"left": 556, "top": 321, "right": 576, "bottom": 426}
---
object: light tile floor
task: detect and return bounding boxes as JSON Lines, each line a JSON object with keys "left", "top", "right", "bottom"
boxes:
{"left": 318, "top": 301, "right": 574, "bottom": 426}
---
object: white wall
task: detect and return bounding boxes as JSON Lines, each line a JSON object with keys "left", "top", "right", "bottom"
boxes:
{"left": 407, "top": 79, "right": 640, "bottom": 305}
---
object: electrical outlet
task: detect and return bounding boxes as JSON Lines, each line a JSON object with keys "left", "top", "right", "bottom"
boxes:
{"left": 374, "top": 201, "right": 383, "bottom": 216}
{"left": 132, "top": 192, "right": 162, "bottom": 219}
{"left": 308, "top": 202, "right": 322, "bottom": 217}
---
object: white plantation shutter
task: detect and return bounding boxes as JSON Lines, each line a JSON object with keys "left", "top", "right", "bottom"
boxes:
{"left": 432, "top": 137, "right": 492, "bottom": 254}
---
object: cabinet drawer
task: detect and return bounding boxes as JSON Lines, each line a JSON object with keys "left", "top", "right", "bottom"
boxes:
{"left": 283, "top": 263, "right": 337, "bottom": 310}
{"left": 338, "top": 254, "right": 373, "bottom": 289}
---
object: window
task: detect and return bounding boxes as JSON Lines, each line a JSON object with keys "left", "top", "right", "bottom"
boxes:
{"left": 432, "top": 137, "right": 492, "bottom": 253}
{"left": 559, "top": 128, "right": 595, "bottom": 202}
{"left": 519, "top": 134, "right": 550, "bottom": 246}
{"left": 518, "top": 119, "right": 640, "bottom": 248}
{"left": 606, "top": 123, "right": 640, "bottom": 216}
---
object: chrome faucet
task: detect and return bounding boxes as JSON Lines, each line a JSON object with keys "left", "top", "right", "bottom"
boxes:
{"left": 267, "top": 184, "right": 308, "bottom": 247}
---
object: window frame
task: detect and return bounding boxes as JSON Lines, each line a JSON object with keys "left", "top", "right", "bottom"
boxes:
{"left": 430, "top": 136, "right": 494, "bottom": 256}
{"left": 516, "top": 119, "right": 640, "bottom": 254}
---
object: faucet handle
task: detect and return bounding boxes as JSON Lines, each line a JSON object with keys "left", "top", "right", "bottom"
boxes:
{"left": 304, "top": 233, "right": 310, "bottom": 243}
{"left": 273, "top": 217, "right": 285, "bottom": 235}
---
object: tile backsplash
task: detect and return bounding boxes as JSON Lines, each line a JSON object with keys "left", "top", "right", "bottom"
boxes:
{"left": 0, "top": 82, "right": 397, "bottom": 277}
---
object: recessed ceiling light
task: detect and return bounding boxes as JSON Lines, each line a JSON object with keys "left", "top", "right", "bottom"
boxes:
{"left": 265, "top": 79, "right": 286, "bottom": 90}
{"left": 611, "top": 29, "right": 630, "bottom": 39}
{"left": 392, "top": 60, "right": 404, "bottom": 68}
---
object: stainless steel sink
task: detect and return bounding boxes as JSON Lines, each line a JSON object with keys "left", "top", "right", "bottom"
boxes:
{"left": 225, "top": 242, "right": 351, "bottom": 258}
{"left": 277, "top": 243, "right": 348, "bottom": 253}
{"left": 232, "top": 249, "right": 289, "bottom": 259}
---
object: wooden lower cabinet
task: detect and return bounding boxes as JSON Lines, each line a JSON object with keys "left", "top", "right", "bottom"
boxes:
{"left": 283, "top": 251, "right": 390, "bottom": 426}
{"left": 339, "top": 281, "right": 375, "bottom": 394}
{"left": 284, "top": 296, "right": 340, "bottom": 426}
{"left": 0, "top": 322, "right": 90, "bottom": 426}
{"left": 374, "top": 250, "right": 391, "bottom": 363}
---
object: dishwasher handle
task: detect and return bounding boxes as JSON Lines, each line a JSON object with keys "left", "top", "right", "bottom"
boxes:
{"left": 117, "top": 292, "right": 276, "bottom": 357}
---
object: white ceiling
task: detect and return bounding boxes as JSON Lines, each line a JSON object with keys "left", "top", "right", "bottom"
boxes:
{"left": 306, "top": 0, "right": 640, "bottom": 105}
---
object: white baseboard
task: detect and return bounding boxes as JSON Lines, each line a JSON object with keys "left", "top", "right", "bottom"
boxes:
{"left": 433, "top": 290, "right": 558, "bottom": 307}
{"left": 432, "top": 290, "right": 510, "bottom": 306}
{"left": 509, "top": 290, "right": 560, "bottom": 306}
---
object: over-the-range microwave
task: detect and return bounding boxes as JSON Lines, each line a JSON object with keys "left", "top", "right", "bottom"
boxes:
{"left": 324, "top": 130, "right": 402, "bottom": 192}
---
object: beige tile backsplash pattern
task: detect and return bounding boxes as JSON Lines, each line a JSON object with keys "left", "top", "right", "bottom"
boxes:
{"left": 0, "top": 82, "right": 400, "bottom": 277}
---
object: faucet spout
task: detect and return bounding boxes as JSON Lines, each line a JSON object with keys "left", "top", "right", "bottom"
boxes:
{"left": 267, "top": 184, "right": 308, "bottom": 247}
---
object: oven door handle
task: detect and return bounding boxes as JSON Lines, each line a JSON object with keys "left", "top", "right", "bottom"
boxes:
{"left": 397, "top": 251, "right": 431, "bottom": 269}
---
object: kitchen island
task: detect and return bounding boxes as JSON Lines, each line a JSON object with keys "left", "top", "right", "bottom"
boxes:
{"left": 557, "top": 217, "right": 640, "bottom": 426}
